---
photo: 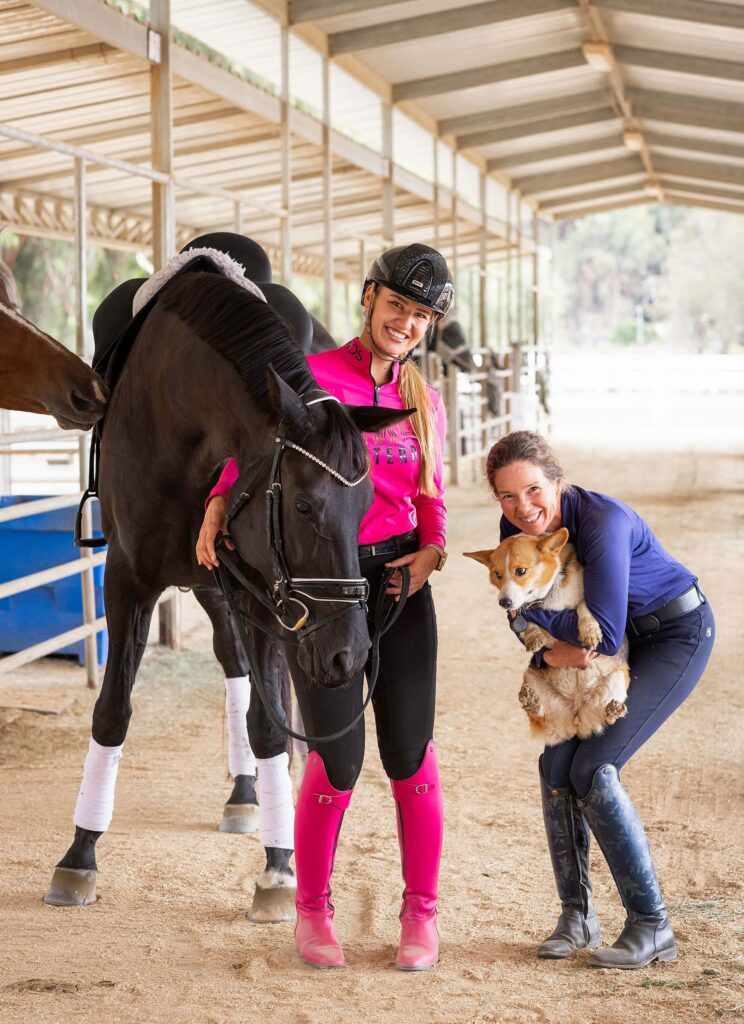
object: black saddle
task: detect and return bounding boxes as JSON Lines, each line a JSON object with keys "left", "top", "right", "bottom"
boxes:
{"left": 91, "top": 233, "right": 320, "bottom": 386}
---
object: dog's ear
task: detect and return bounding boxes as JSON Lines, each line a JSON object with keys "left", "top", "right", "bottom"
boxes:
{"left": 463, "top": 549, "right": 494, "bottom": 566}
{"left": 539, "top": 527, "right": 569, "bottom": 553}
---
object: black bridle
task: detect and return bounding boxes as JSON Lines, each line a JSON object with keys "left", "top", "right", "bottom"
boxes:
{"left": 212, "top": 405, "right": 410, "bottom": 744}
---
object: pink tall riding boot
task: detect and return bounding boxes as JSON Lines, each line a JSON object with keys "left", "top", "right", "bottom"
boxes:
{"left": 294, "top": 751, "right": 352, "bottom": 969}
{"left": 391, "top": 740, "right": 444, "bottom": 971}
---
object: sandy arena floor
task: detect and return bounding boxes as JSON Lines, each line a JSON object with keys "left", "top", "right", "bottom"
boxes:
{"left": 0, "top": 427, "right": 742, "bottom": 1023}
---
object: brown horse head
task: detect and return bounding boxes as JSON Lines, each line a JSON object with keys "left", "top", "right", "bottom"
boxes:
{"left": 0, "top": 305, "right": 108, "bottom": 428}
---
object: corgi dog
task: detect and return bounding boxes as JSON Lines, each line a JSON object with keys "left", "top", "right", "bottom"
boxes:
{"left": 465, "top": 528, "right": 630, "bottom": 745}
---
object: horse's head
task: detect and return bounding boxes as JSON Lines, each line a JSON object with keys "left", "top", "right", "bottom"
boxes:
{"left": 0, "top": 305, "right": 108, "bottom": 428}
{"left": 228, "top": 369, "right": 411, "bottom": 688}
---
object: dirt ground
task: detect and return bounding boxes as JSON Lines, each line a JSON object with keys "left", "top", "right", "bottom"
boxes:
{"left": 0, "top": 435, "right": 742, "bottom": 1024}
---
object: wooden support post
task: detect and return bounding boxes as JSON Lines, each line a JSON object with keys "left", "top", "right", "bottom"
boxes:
{"left": 150, "top": 0, "right": 178, "bottom": 649}
{"left": 433, "top": 138, "right": 440, "bottom": 251}
{"left": 532, "top": 210, "right": 540, "bottom": 348}
{"left": 74, "top": 157, "right": 98, "bottom": 689}
{"left": 479, "top": 172, "right": 488, "bottom": 352}
{"left": 382, "top": 105, "right": 394, "bottom": 245}
{"left": 149, "top": 0, "right": 175, "bottom": 271}
{"left": 322, "top": 56, "right": 333, "bottom": 333}
{"left": 506, "top": 189, "right": 513, "bottom": 345}
{"left": 451, "top": 150, "right": 459, "bottom": 312}
{"left": 280, "top": 25, "right": 292, "bottom": 287}
{"left": 446, "top": 370, "right": 459, "bottom": 487}
{"left": 516, "top": 192, "right": 524, "bottom": 344}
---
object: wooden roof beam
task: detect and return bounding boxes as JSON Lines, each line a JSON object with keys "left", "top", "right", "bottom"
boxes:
{"left": 393, "top": 49, "right": 586, "bottom": 102}
{"left": 487, "top": 133, "right": 623, "bottom": 170}
{"left": 615, "top": 45, "right": 744, "bottom": 84}
{"left": 289, "top": 0, "right": 400, "bottom": 21}
{"left": 458, "top": 107, "right": 618, "bottom": 148}
{"left": 630, "top": 89, "right": 744, "bottom": 134}
{"left": 591, "top": 0, "right": 744, "bottom": 31}
{"left": 514, "top": 154, "right": 643, "bottom": 193}
{"left": 645, "top": 131, "right": 744, "bottom": 162}
{"left": 538, "top": 180, "right": 647, "bottom": 209}
{"left": 652, "top": 153, "right": 744, "bottom": 186}
{"left": 0, "top": 41, "right": 117, "bottom": 74}
{"left": 552, "top": 195, "right": 649, "bottom": 219}
{"left": 660, "top": 180, "right": 744, "bottom": 203}
{"left": 328, "top": 0, "right": 575, "bottom": 55}
{"left": 441, "top": 89, "right": 610, "bottom": 137}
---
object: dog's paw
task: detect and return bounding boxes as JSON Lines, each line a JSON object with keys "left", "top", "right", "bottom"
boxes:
{"left": 578, "top": 616, "right": 603, "bottom": 650}
{"left": 519, "top": 685, "right": 543, "bottom": 716}
{"left": 523, "top": 625, "right": 549, "bottom": 652}
{"left": 604, "top": 699, "right": 627, "bottom": 725}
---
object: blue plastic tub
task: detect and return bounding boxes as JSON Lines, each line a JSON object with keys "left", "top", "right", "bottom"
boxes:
{"left": 0, "top": 495, "right": 107, "bottom": 666}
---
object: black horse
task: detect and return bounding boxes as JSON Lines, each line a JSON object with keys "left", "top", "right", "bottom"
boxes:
{"left": 43, "top": 265, "right": 407, "bottom": 922}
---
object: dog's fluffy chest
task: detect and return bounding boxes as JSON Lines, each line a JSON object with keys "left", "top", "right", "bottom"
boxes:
{"left": 537, "top": 549, "right": 585, "bottom": 612}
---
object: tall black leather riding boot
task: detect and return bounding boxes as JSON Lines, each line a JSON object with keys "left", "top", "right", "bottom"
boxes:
{"left": 537, "top": 757, "right": 601, "bottom": 959}
{"left": 578, "top": 764, "right": 677, "bottom": 969}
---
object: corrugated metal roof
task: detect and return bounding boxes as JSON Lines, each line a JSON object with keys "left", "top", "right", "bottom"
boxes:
{"left": 291, "top": 0, "right": 744, "bottom": 218}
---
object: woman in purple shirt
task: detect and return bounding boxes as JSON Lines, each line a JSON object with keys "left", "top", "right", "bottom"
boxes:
{"left": 488, "top": 431, "right": 715, "bottom": 970}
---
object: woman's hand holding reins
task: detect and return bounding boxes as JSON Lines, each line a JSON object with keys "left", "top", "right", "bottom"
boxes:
{"left": 196, "top": 495, "right": 233, "bottom": 570}
{"left": 543, "top": 641, "right": 599, "bottom": 669}
{"left": 385, "top": 547, "right": 439, "bottom": 599}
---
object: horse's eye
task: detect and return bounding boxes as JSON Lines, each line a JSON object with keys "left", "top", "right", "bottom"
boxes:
{"left": 294, "top": 500, "right": 311, "bottom": 514}
{"left": 514, "top": 567, "right": 527, "bottom": 576}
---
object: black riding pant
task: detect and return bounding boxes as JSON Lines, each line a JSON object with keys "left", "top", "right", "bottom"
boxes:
{"left": 541, "top": 598, "right": 715, "bottom": 798}
{"left": 285, "top": 543, "right": 438, "bottom": 792}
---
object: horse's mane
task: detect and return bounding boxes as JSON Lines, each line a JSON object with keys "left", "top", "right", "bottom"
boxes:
{"left": 159, "top": 271, "right": 367, "bottom": 478}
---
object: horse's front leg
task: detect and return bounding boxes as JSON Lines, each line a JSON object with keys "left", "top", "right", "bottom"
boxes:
{"left": 44, "top": 550, "right": 161, "bottom": 907}
{"left": 245, "top": 631, "right": 296, "bottom": 924}
{"left": 192, "top": 586, "right": 259, "bottom": 835}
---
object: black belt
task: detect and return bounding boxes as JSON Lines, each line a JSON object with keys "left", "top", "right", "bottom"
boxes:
{"left": 629, "top": 585, "right": 704, "bottom": 637}
{"left": 358, "top": 530, "right": 418, "bottom": 561}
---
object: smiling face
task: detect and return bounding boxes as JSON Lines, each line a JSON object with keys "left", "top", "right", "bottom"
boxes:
{"left": 493, "top": 460, "right": 563, "bottom": 536}
{"left": 361, "top": 284, "right": 434, "bottom": 362}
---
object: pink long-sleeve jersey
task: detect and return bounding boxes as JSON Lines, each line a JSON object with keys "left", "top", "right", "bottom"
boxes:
{"left": 208, "top": 339, "right": 447, "bottom": 548}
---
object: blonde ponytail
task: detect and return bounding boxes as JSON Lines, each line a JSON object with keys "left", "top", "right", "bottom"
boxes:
{"left": 398, "top": 360, "right": 440, "bottom": 498}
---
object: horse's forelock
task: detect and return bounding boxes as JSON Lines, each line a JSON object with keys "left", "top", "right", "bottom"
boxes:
{"left": 310, "top": 400, "right": 369, "bottom": 482}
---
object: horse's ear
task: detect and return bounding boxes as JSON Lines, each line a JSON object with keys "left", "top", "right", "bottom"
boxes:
{"left": 266, "top": 366, "right": 312, "bottom": 435}
{"left": 344, "top": 405, "right": 416, "bottom": 434}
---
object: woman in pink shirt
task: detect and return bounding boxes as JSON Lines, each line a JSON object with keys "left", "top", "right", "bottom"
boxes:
{"left": 196, "top": 244, "right": 452, "bottom": 972}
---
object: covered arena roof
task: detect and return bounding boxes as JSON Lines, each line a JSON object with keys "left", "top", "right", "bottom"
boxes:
{"left": 0, "top": 0, "right": 743, "bottom": 280}
{"left": 296, "top": 0, "right": 744, "bottom": 220}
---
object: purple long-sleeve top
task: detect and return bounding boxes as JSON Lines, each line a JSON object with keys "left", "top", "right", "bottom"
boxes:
{"left": 500, "top": 485, "right": 696, "bottom": 656}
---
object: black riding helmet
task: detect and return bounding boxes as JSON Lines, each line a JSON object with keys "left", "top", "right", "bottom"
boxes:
{"left": 362, "top": 243, "right": 454, "bottom": 318}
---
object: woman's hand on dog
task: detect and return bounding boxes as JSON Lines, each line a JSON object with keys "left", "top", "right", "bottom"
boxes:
{"left": 543, "top": 641, "right": 599, "bottom": 669}
{"left": 385, "top": 547, "right": 439, "bottom": 599}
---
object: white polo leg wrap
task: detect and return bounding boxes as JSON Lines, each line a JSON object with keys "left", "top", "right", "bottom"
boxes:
{"left": 225, "top": 675, "right": 256, "bottom": 778}
{"left": 257, "top": 753, "right": 294, "bottom": 850}
{"left": 73, "top": 738, "right": 124, "bottom": 832}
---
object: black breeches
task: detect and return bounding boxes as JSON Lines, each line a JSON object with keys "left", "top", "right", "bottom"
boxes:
{"left": 286, "top": 551, "right": 438, "bottom": 791}
{"left": 541, "top": 600, "right": 715, "bottom": 798}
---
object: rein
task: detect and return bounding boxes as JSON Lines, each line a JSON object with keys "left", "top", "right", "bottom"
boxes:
{"left": 214, "top": 540, "right": 409, "bottom": 744}
{"left": 213, "top": 420, "right": 411, "bottom": 743}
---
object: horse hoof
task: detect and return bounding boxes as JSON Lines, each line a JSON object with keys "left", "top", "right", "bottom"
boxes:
{"left": 219, "top": 803, "right": 259, "bottom": 834}
{"left": 43, "top": 867, "right": 98, "bottom": 907}
{"left": 247, "top": 881, "right": 296, "bottom": 924}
